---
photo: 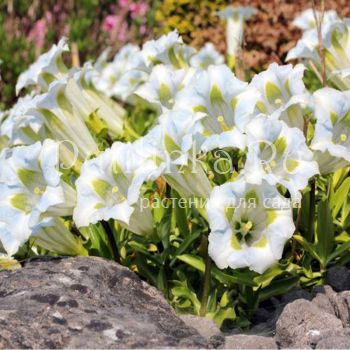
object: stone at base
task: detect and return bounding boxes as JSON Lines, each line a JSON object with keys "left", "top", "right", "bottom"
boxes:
{"left": 223, "top": 334, "right": 277, "bottom": 349}
{"left": 0, "top": 256, "right": 207, "bottom": 349}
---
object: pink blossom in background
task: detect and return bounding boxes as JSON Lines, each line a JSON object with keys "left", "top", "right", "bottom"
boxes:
{"left": 27, "top": 19, "right": 47, "bottom": 49}
{"left": 102, "top": 15, "right": 119, "bottom": 33}
{"left": 129, "top": 2, "right": 149, "bottom": 19}
{"left": 118, "top": 0, "right": 130, "bottom": 9}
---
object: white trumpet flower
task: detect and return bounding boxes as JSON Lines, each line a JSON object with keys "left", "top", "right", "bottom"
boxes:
{"left": 135, "top": 65, "right": 188, "bottom": 111}
{"left": 249, "top": 63, "right": 310, "bottom": 130}
{"left": 31, "top": 217, "right": 88, "bottom": 256}
{"left": 16, "top": 38, "right": 69, "bottom": 94}
{"left": 0, "top": 140, "right": 79, "bottom": 256}
{"left": 311, "top": 88, "right": 350, "bottom": 174}
{"left": 29, "top": 78, "right": 99, "bottom": 165}
{"left": 215, "top": 6, "right": 256, "bottom": 68}
{"left": 0, "top": 93, "right": 46, "bottom": 146}
{"left": 190, "top": 43, "right": 224, "bottom": 69}
{"left": 158, "top": 110, "right": 212, "bottom": 199}
{"left": 74, "top": 141, "right": 162, "bottom": 235}
{"left": 287, "top": 17, "right": 350, "bottom": 90}
{"left": 174, "top": 64, "right": 257, "bottom": 154}
{"left": 244, "top": 116, "right": 319, "bottom": 201}
{"left": 94, "top": 44, "right": 148, "bottom": 101}
{"left": 133, "top": 113, "right": 212, "bottom": 200}
{"left": 207, "top": 177, "right": 295, "bottom": 273}
{"left": 70, "top": 63, "right": 126, "bottom": 138}
{"left": 141, "top": 30, "right": 195, "bottom": 69}
{"left": 293, "top": 8, "right": 339, "bottom": 32}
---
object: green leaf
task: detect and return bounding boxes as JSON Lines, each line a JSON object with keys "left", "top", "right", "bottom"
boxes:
{"left": 330, "top": 177, "right": 350, "bottom": 218}
{"left": 258, "top": 275, "right": 299, "bottom": 301}
{"left": 211, "top": 307, "right": 236, "bottom": 326}
{"left": 254, "top": 264, "right": 285, "bottom": 289}
{"left": 170, "top": 230, "right": 201, "bottom": 267}
{"left": 172, "top": 189, "right": 189, "bottom": 236}
{"left": 80, "top": 224, "right": 113, "bottom": 259}
{"left": 326, "top": 239, "right": 350, "bottom": 265}
{"left": 316, "top": 199, "right": 334, "bottom": 267}
{"left": 212, "top": 267, "right": 256, "bottom": 286}
{"left": 293, "top": 234, "right": 322, "bottom": 263}
{"left": 177, "top": 254, "right": 255, "bottom": 286}
{"left": 178, "top": 254, "right": 205, "bottom": 272}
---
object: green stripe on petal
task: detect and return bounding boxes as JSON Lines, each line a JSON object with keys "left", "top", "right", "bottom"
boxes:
{"left": 252, "top": 234, "right": 268, "bottom": 248}
{"left": 273, "top": 137, "right": 287, "bottom": 158}
{"left": 231, "top": 234, "right": 241, "bottom": 250}
{"left": 231, "top": 97, "right": 238, "bottom": 110}
{"left": 225, "top": 206, "right": 235, "bottom": 222}
{"left": 256, "top": 101, "right": 267, "bottom": 113}
{"left": 210, "top": 84, "right": 225, "bottom": 105}
{"left": 193, "top": 105, "right": 208, "bottom": 113}
{"left": 265, "top": 82, "right": 282, "bottom": 104}
{"left": 245, "top": 189, "right": 259, "bottom": 205}
{"left": 164, "top": 133, "right": 180, "bottom": 154}
{"left": 266, "top": 210, "right": 277, "bottom": 225}
{"left": 17, "top": 168, "right": 37, "bottom": 187}
{"left": 286, "top": 159, "right": 299, "bottom": 172}
{"left": 159, "top": 83, "right": 172, "bottom": 106}
{"left": 92, "top": 179, "right": 110, "bottom": 198}
{"left": 10, "top": 193, "right": 31, "bottom": 213}
{"left": 330, "top": 112, "right": 338, "bottom": 125}
{"left": 168, "top": 47, "right": 180, "bottom": 68}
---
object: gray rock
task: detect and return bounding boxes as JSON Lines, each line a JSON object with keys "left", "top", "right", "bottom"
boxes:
{"left": 179, "top": 314, "right": 221, "bottom": 339}
{"left": 179, "top": 314, "right": 224, "bottom": 347}
{"left": 0, "top": 257, "right": 207, "bottom": 349}
{"left": 316, "top": 336, "right": 350, "bottom": 349}
{"left": 326, "top": 266, "right": 350, "bottom": 292}
{"left": 312, "top": 285, "right": 350, "bottom": 328}
{"left": 276, "top": 299, "right": 345, "bottom": 348}
{"left": 223, "top": 335, "right": 277, "bottom": 349}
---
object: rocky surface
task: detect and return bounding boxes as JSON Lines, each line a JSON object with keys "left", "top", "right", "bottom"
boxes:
{"left": 0, "top": 256, "right": 207, "bottom": 349}
{"left": 0, "top": 256, "right": 350, "bottom": 349}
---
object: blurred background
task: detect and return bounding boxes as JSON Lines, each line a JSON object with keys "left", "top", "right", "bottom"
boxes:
{"left": 1, "top": 0, "right": 350, "bottom": 109}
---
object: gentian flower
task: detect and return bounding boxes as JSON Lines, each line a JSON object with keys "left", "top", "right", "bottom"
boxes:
{"left": 94, "top": 44, "right": 148, "bottom": 101}
{"left": 249, "top": 63, "right": 311, "bottom": 130}
{"left": 287, "top": 16, "right": 350, "bottom": 90}
{"left": 0, "top": 140, "right": 83, "bottom": 256}
{"left": 207, "top": 177, "right": 295, "bottom": 273}
{"left": 74, "top": 141, "right": 162, "bottom": 235}
{"left": 0, "top": 93, "right": 46, "bottom": 146}
{"left": 16, "top": 38, "right": 69, "bottom": 94}
{"left": 141, "top": 30, "right": 195, "bottom": 70}
{"left": 174, "top": 64, "right": 257, "bottom": 152}
{"left": 215, "top": 6, "right": 256, "bottom": 68}
{"left": 157, "top": 110, "right": 213, "bottom": 199}
{"left": 189, "top": 43, "right": 224, "bottom": 70}
{"left": 135, "top": 65, "right": 188, "bottom": 112}
{"left": 243, "top": 116, "right": 319, "bottom": 201}
{"left": 29, "top": 78, "right": 99, "bottom": 165}
{"left": 293, "top": 8, "right": 339, "bottom": 32}
{"left": 311, "top": 87, "right": 350, "bottom": 174}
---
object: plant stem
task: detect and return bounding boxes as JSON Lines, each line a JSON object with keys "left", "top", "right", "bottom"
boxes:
{"left": 101, "top": 220, "right": 119, "bottom": 262}
{"left": 199, "top": 234, "right": 212, "bottom": 317}
{"left": 327, "top": 175, "right": 333, "bottom": 199}
{"left": 308, "top": 179, "right": 316, "bottom": 241}
{"left": 311, "top": 0, "right": 327, "bottom": 86}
